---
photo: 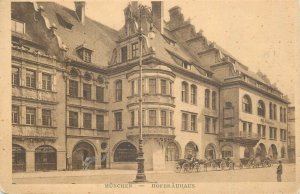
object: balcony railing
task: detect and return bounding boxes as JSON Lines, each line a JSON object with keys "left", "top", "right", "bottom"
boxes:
{"left": 127, "top": 126, "right": 175, "bottom": 137}
{"left": 218, "top": 131, "right": 261, "bottom": 146}
{"left": 12, "top": 125, "right": 57, "bottom": 139}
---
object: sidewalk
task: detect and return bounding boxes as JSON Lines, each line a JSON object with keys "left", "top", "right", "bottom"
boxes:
{"left": 13, "top": 169, "right": 174, "bottom": 179}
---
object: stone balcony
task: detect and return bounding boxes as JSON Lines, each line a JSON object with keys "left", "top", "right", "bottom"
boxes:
{"left": 12, "top": 125, "right": 57, "bottom": 140}
{"left": 13, "top": 86, "right": 57, "bottom": 102}
{"left": 218, "top": 131, "right": 261, "bottom": 146}
{"left": 127, "top": 126, "right": 175, "bottom": 138}
{"left": 127, "top": 94, "right": 175, "bottom": 107}
{"left": 67, "top": 127, "right": 109, "bottom": 139}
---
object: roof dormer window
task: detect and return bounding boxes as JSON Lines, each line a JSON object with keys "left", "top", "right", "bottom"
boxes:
{"left": 56, "top": 13, "right": 73, "bottom": 30}
{"left": 182, "top": 61, "right": 191, "bottom": 70}
{"left": 11, "top": 19, "right": 25, "bottom": 34}
{"left": 76, "top": 44, "right": 93, "bottom": 63}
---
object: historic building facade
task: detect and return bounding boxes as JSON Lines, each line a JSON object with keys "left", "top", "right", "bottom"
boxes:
{"left": 11, "top": 1, "right": 290, "bottom": 172}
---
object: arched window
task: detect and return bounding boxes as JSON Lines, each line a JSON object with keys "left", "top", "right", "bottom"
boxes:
{"left": 114, "top": 142, "right": 137, "bottom": 162}
{"left": 184, "top": 142, "right": 198, "bottom": 158}
{"left": 35, "top": 145, "right": 57, "bottom": 171}
{"left": 12, "top": 144, "right": 26, "bottom": 172}
{"left": 115, "top": 80, "right": 122, "bottom": 101}
{"left": 257, "top": 100, "right": 265, "bottom": 117}
{"left": 181, "top": 82, "right": 189, "bottom": 103}
{"left": 242, "top": 95, "right": 252, "bottom": 113}
{"left": 221, "top": 145, "right": 233, "bottom": 158}
{"left": 205, "top": 144, "right": 216, "bottom": 159}
{"left": 191, "top": 85, "right": 197, "bottom": 104}
{"left": 72, "top": 141, "right": 96, "bottom": 170}
{"left": 280, "top": 107, "right": 283, "bottom": 122}
{"left": 97, "top": 76, "right": 105, "bottom": 84}
{"left": 165, "top": 142, "right": 179, "bottom": 161}
{"left": 205, "top": 89, "right": 210, "bottom": 108}
{"left": 212, "top": 91, "right": 217, "bottom": 110}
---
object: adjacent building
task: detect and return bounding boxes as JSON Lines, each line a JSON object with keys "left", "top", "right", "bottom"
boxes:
{"left": 11, "top": 1, "right": 290, "bottom": 172}
{"left": 288, "top": 106, "right": 295, "bottom": 163}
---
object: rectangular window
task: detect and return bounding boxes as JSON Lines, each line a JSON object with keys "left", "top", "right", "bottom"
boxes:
{"left": 191, "top": 114, "right": 196, "bottom": 131}
{"left": 26, "top": 107, "right": 36, "bottom": 125}
{"left": 83, "top": 83, "right": 91, "bottom": 100}
{"left": 69, "top": 80, "right": 78, "bottom": 97}
{"left": 42, "top": 109, "right": 52, "bottom": 126}
{"left": 161, "top": 110, "right": 167, "bottom": 126}
{"left": 170, "top": 82, "right": 173, "bottom": 96}
{"left": 11, "top": 20, "right": 25, "bottom": 34}
{"left": 149, "top": 79, "right": 156, "bottom": 94}
{"left": 115, "top": 112, "right": 122, "bottom": 130}
{"left": 274, "top": 128, "right": 277, "bottom": 140}
{"left": 42, "top": 73, "right": 52, "bottom": 91}
{"left": 116, "top": 81, "right": 122, "bottom": 101}
{"left": 96, "top": 115, "right": 104, "bottom": 131}
{"left": 82, "top": 50, "right": 91, "bottom": 63}
{"left": 205, "top": 89, "right": 210, "bottom": 108}
{"left": 12, "top": 67, "right": 20, "bottom": 86}
{"left": 26, "top": 70, "right": 36, "bottom": 88}
{"left": 161, "top": 79, "right": 167, "bottom": 95}
{"left": 131, "top": 111, "right": 135, "bottom": 127}
{"left": 138, "top": 110, "right": 145, "bottom": 126}
{"left": 182, "top": 113, "right": 188, "bottom": 131}
{"left": 212, "top": 92, "right": 216, "bottom": 110}
{"left": 12, "top": 105, "right": 19, "bottom": 124}
{"left": 131, "top": 80, "right": 135, "bottom": 96}
{"left": 262, "top": 125, "right": 266, "bottom": 138}
{"left": 205, "top": 117, "right": 210, "bottom": 133}
{"left": 248, "top": 123, "right": 252, "bottom": 136}
{"left": 121, "top": 46, "right": 127, "bottom": 63}
{"left": 83, "top": 113, "right": 92, "bottom": 129}
{"left": 257, "top": 124, "right": 261, "bottom": 137}
{"left": 191, "top": 86, "right": 196, "bottom": 104}
{"left": 243, "top": 122, "right": 247, "bottom": 134}
{"left": 170, "top": 111, "right": 173, "bottom": 127}
{"left": 132, "top": 42, "right": 138, "bottom": 58}
{"left": 212, "top": 118, "right": 217, "bottom": 133}
{"left": 149, "top": 110, "right": 156, "bottom": 126}
{"left": 69, "top": 111, "right": 78, "bottom": 127}
{"left": 96, "top": 86, "right": 104, "bottom": 102}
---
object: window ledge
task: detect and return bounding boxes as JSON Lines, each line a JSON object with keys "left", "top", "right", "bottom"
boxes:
{"left": 181, "top": 130, "right": 198, "bottom": 133}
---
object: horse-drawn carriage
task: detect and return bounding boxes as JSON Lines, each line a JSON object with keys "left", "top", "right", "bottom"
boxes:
{"left": 175, "top": 157, "right": 205, "bottom": 173}
{"left": 240, "top": 156, "right": 272, "bottom": 168}
{"left": 175, "top": 156, "right": 234, "bottom": 173}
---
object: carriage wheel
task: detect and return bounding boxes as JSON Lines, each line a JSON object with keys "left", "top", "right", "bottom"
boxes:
{"left": 262, "top": 161, "right": 267, "bottom": 168}
{"left": 175, "top": 164, "right": 181, "bottom": 173}
{"left": 194, "top": 164, "right": 200, "bottom": 172}
{"left": 211, "top": 162, "right": 217, "bottom": 169}
{"left": 182, "top": 163, "right": 189, "bottom": 173}
{"left": 220, "top": 161, "right": 226, "bottom": 171}
{"left": 246, "top": 161, "right": 251, "bottom": 168}
{"left": 268, "top": 161, "right": 272, "bottom": 167}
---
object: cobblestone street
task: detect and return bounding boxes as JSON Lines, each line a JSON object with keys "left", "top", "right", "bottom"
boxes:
{"left": 13, "top": 163, "right": 295, "bottom": 184}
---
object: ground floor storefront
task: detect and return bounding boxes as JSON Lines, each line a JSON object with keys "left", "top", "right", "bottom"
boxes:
{"left": 12, "top": 136, "right": 289, "bottom": 172}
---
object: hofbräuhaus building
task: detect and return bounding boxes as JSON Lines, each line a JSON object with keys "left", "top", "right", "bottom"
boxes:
{"left": 11, "top": 1, "right": 289, "bottom": 172}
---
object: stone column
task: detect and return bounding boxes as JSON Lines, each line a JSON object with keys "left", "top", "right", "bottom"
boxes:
{"left": 26, "top": 151, "right": 35, "bottom": 172}
{"left": 57, "top": 151, "right": 66, "bottom": 170}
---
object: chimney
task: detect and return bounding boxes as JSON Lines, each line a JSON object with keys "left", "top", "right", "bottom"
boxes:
{"left": 151, "top": 1, "right": 164, "bottom": 33}
{"left": 75, "top": 1, "right": 86, "bottom": 24}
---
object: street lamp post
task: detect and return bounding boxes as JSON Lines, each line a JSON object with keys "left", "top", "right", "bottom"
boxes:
{"left": 133, "top": 4, "right": 155, "bottom": 183}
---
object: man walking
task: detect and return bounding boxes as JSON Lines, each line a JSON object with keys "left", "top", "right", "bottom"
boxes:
{"left": 277, "top": 160, "right": 283, "bottom": 182}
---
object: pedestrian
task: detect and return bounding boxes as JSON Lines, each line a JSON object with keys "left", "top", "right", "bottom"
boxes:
{"left": 277, "top": 160, "right": 283, "bottom": 182}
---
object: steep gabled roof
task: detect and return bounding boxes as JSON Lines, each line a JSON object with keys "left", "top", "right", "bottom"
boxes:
{"left": 37, "top": 2, "right": 119, "bottom": 67}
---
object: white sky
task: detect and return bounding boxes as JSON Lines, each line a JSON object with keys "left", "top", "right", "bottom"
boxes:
{"left": 57, "top": 0, "right": 298, "bottom": 103}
